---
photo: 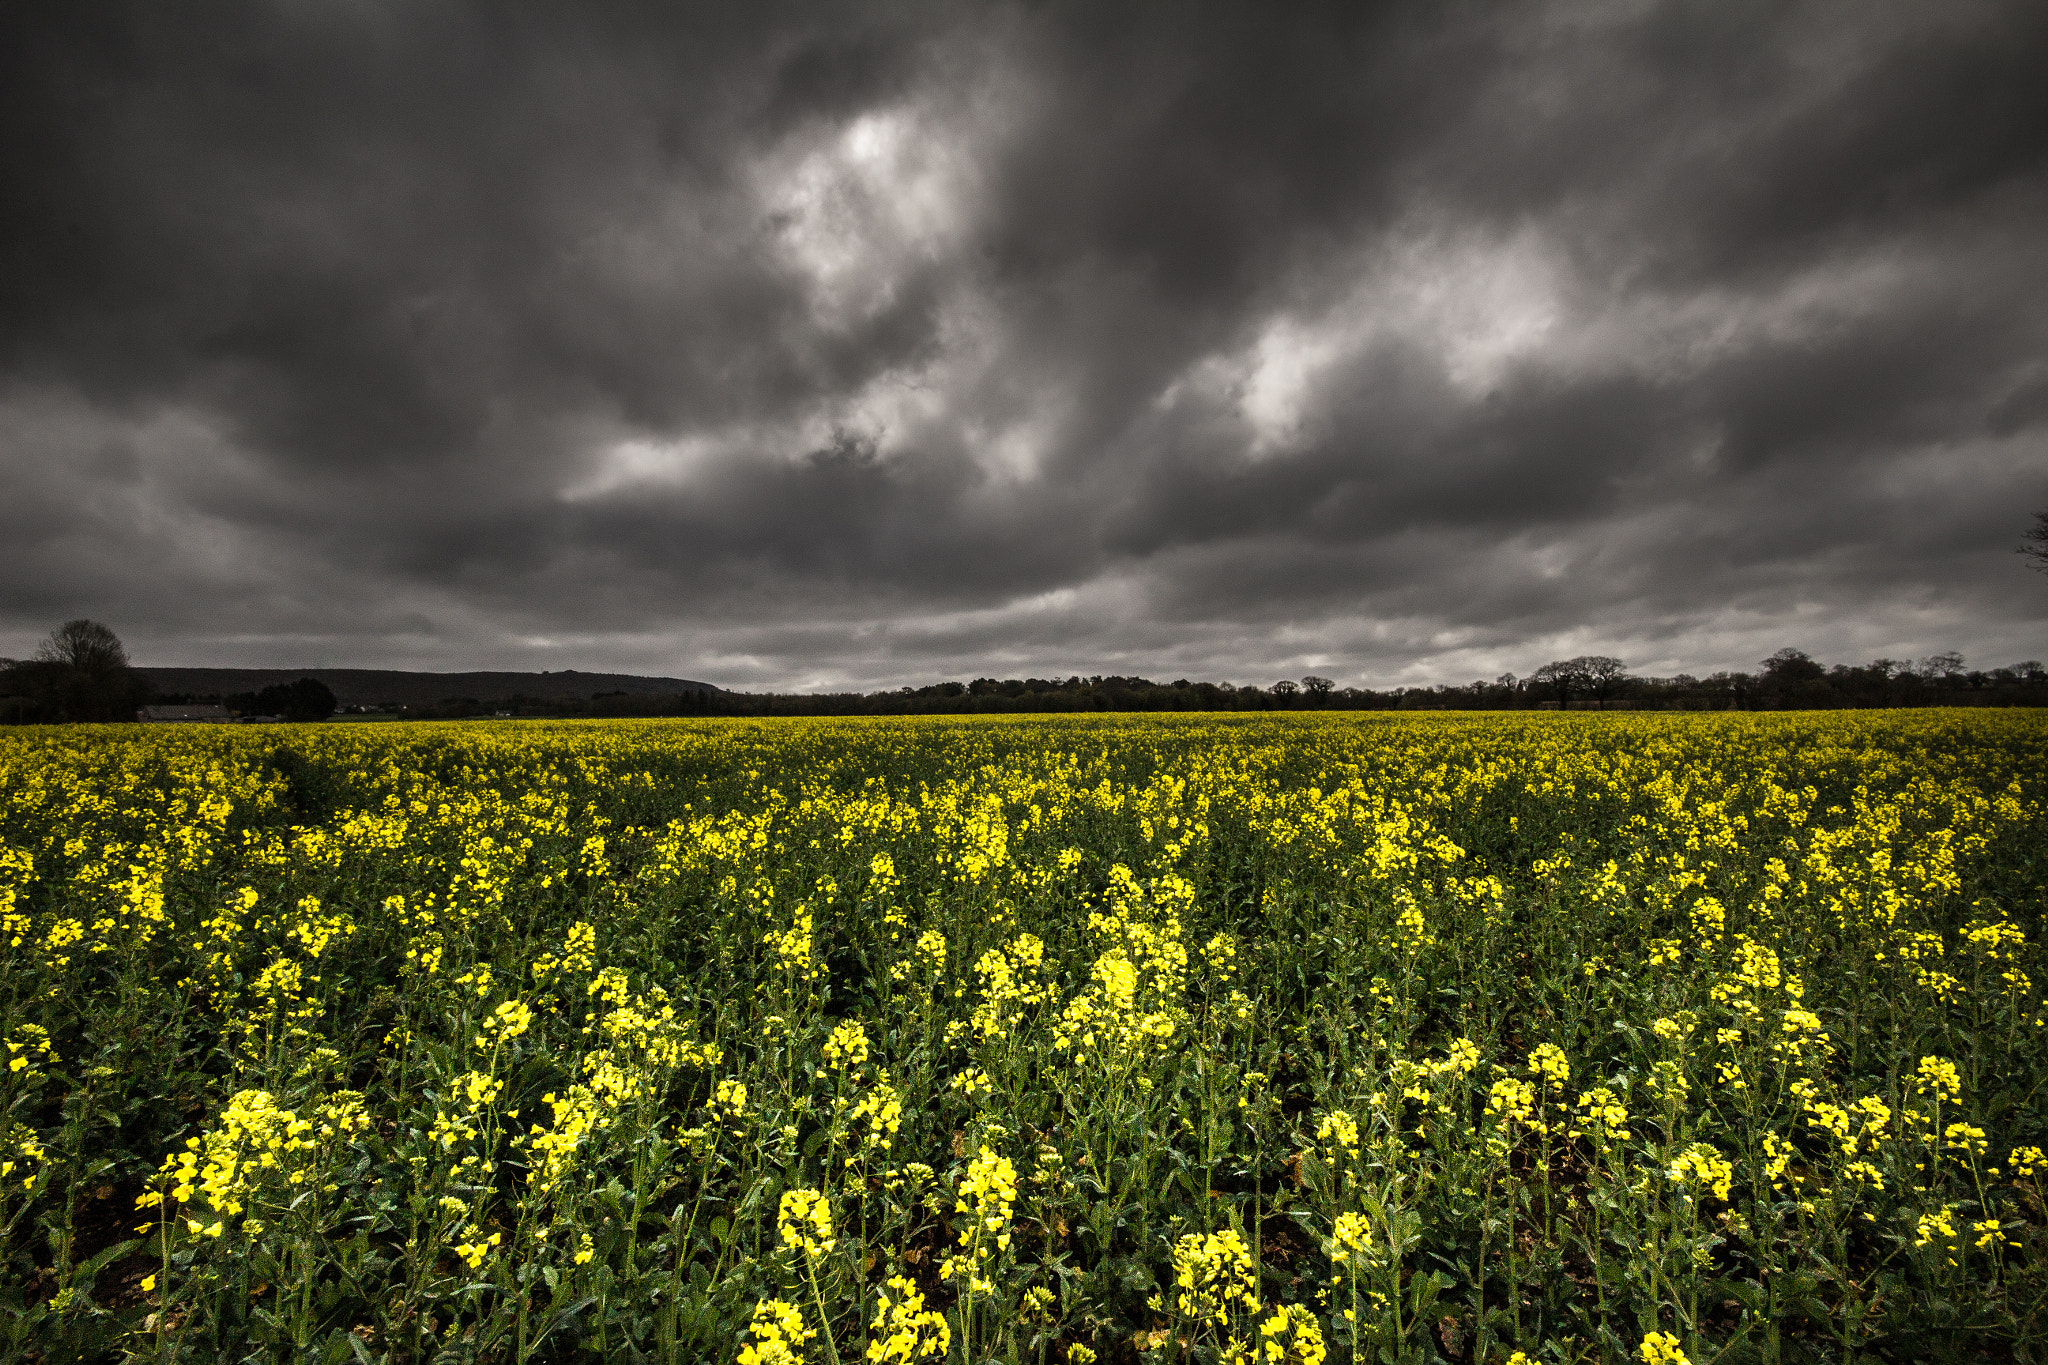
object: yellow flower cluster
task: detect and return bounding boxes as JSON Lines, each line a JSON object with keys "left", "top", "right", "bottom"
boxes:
{"left": 1569, "top": 1087, "right": 1631, "bottom": 1149}
{"left": 865, "top": 1273, "right": 949, "bottom": 1362}
{"left": 1172, "top": 1227, "right": 1259, "bottom": 1324}
{"left": 1486, "top": 1077, "right": 1538, "bottom": 1137}
{"left": 824, "top": 1019, "right": 870, "bottom": 1069}
{"left": 850, "top": 1072, "right": 904, "bottom": 1151}
{"left": 1915, "top": 1055, "right": 1963, "bottom": 1105}
{"left": 140, "top": 1087, "right": 366, "bottom": 1234}
{"left": 944, "top": 1145, "right": 1016, "bottom": 1292}
{"left": 4, "top": 1024, "right": 55, "bottom": 1076}
{"left": 1527, "top": 1042, "right": 1570, "bottom": 1094}
{"left": 740, "top": 1298, "right": 815, "bottom": 1365}
{"left": 1666, "top": 1143, "right": 1734, "bottom": 1204}
{"left": 779, "top": 1187, "right": 835, "bottom": 1259}
{"left": 0, "top": 1122, "right": 47, "bottom": 1190}
{"left": 1230, "top": 1303, "right": 1326, "bottom": 1365}
{"left": 1638, "top": 1331, "right": 1691, "bottom": 1365}
{"left": 1316, "top": 1110, "right": 1362, "bottom": 1164}
{"left": 2, "top": 705, "right": 2042, "bottom": 1360}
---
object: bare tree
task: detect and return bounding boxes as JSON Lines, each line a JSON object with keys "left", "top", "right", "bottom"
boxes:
{"left": 1531, "top": 658, "right": 1585, "bottom": 706}
{"left": 2023, "top": 510, "right": 2048, "bottom": 573}
{"left": 3, "top": 619, "right": 146, "bottom": 722}
{"left": 36, "top": 618, "right": 129, "bottom": 673}
{"left": 1579, "top": 655, "right": 1628, "bottom": 702}
{"left": 1531, "top": 655, "right": 1628, "bottom": 706}
{"left": 1300, "top": 675, "right": 1334, "bottom": 699}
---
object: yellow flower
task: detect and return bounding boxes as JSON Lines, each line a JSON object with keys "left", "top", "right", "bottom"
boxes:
{"left": 740, "top": 1297, "right": 814, "bottom": 1365}
{"left": 1527, "top": 1042, "right": 1570, "bottom": 1093}
{"left": 778, "top": 1187, "right": 835, "bottom": 1258}
{"left": 454, "top": 1229, "right": 501, "bottom": 1269}
{"left": 954, "top": 1146, "right": 1018, "bottom": 1262}
{"left": 1639, "top": 1331, "right": 1691, "bottom": 1365}
{"left": 865, "top": 1273, "right": 949, "bottom": 1361}
{"left": 1914, "top": 1056, "right": 1962, "bottom": 1105}
{"left": 1666, "top": 1142, "right": 1733, "bottom": 1203}
{"left": 1172, "top": 1227, "right": 1258, "bottom": 1324}
{"left": 1316, "top": 1110, "right": 1361, "bottom": 1163}
{"left": 824, "top": 1019, "right": 870, "bottom": 1069}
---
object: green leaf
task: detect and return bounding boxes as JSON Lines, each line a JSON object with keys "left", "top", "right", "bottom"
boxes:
{"left": 77, "top": 1237, "right": 142, "bottom": 1276}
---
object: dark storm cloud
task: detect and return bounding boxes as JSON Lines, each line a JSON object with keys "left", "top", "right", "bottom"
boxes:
{"left": 3, "top": 0, "right": 2044, "bottom": 690}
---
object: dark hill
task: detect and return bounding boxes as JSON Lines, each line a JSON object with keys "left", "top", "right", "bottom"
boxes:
{"left": 139, "top": 667, "right": 721, "bottom": 708}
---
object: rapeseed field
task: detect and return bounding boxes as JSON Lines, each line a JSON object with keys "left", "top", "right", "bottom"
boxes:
{"left": 1, "top": 710, "right": 2044, "bottom": 1364}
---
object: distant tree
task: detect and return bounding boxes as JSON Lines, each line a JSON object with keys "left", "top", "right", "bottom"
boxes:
{"left": 1532, "top": 656, "right": 1627, "bottom": 706}
{"left": 1578, "top": 656, "right": 1628, "bottom": 702}
{"left": 1919, "top": 651, "right": 1966, "bottom": 679}
{"left": 1270, "top": 679, "right": 1300, "bottom": 699}
{"left": 1761, "top": 648, "right": 1826, "bottom": 684}
{"left": 2022, "top": 509, "right": 2048, "bottom": 573}
{"left": 1531, "top": 658, "right": 1585, "bottom": 706}
{"left": 0, "top": 619, "right": 151, "bottom": 722}
{"left": 38, "top": 618, "right": 130, "bottom": 672}
{"left": 244, "top": 678, "right": 337, "bottom": 722}
{"left": 1301, "top": 675, "right": 1334, "bottom": 700}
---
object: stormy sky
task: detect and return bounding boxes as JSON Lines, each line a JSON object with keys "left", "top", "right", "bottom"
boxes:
{"left": 4, "top": 2, "right": 2046, "bottom": 691}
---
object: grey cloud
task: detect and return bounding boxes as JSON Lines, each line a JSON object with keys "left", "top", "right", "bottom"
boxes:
{"left": 2, "top": 0, "right": 2044, "bottom": 688}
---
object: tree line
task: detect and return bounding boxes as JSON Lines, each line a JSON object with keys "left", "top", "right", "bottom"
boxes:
{"left": 0, "top": 621, "right": 336, "bottom": 724}
{"left": 6, "top": 621, "right": 2044, "bottom": 723}
{"left": 0, "top": 620, "right": 152, "bottom": 724}
{"left": 407, "top": 650, "right": 2048, "bottom": 719}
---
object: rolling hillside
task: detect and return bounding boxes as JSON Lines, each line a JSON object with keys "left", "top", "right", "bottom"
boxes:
{"left": 139, "top": 667, "right": 721, "bottom": 707}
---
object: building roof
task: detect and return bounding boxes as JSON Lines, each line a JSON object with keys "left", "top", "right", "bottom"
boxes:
{"left": 137, "top": 703, "right": 232, "bottom": 722}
